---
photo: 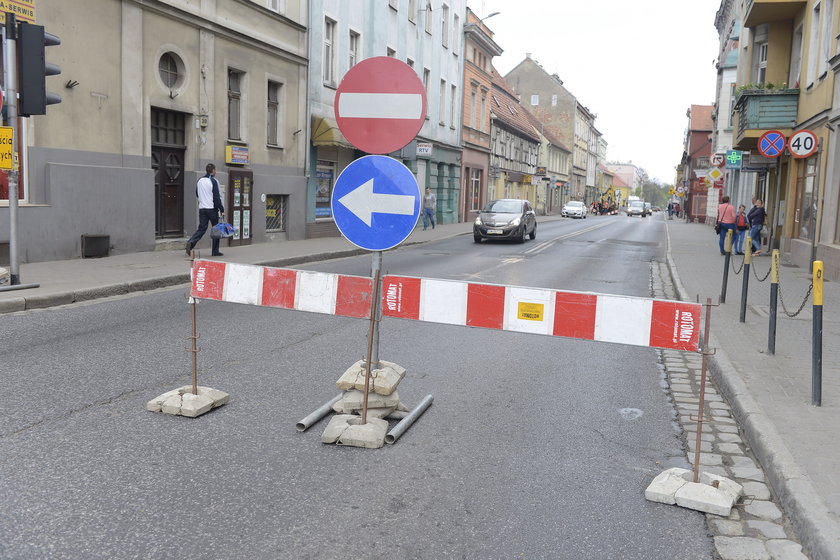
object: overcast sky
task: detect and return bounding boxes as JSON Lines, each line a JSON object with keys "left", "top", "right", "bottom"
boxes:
{"left": 467, "top": 0, "right": 722, "bottom": 184}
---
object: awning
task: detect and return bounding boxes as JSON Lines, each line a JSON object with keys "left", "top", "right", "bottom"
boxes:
{"left": 311, "top": 115, "right": 353, "bottom": 148}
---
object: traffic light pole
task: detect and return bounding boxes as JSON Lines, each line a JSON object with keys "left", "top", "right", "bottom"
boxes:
{"left": 2, "top": 14, "right": 21, "bottom": 285}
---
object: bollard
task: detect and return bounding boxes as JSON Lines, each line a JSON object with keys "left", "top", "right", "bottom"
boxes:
{"left": 739, "top": 236, "right": 751, "bottom": 323}
{"left": 721, "top": 229, "right": 733, "bottom": 304}
{"left": 768, "top": 250, "right": 779, "bottom": 355}
{"left": 812, "top": 261, "right": 823, "bottom": 407}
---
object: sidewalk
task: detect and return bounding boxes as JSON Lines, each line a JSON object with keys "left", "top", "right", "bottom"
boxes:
{"left": 2, "top": 216, "right": 839, "bottom": 558}
{"left": 666, "top": 219, "right": 840, "bottom": 560}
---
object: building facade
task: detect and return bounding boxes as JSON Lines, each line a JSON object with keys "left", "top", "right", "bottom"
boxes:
{"left": 1, "top": 0, "right": 309, "bottom": 263}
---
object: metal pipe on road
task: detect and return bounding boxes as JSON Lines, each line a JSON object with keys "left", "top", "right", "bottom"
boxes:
{"left": 385, "top": 394, "right": 433, "bottom": 444}
{"left": 296, "top": 394, "right": 342, "bottom": 432}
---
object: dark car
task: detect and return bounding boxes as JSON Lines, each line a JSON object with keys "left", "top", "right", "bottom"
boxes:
{"left": 473, "top": 199, "right": 537, "bottom": 243}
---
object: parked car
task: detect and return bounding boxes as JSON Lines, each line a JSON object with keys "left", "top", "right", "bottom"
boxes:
{"left": 627, "top": 200, "right": 646, "bottom": 217}
{"left": 473, "top": 199, "right": 537, "bottom": 243}
{"left": 561, "top": 200, "right": 587, "bottom": 219}
{"left": 644, "top": 202, "right": 652, "bottom": 216}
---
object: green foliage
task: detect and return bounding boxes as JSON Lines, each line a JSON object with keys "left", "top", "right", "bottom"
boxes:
{"left": 735, "top": 82, "right": 790, "bottom": 97}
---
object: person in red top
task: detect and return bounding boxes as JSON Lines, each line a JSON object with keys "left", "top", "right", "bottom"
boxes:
{"left": 734, "top": 204, "right": 748, "bottom": 254}
{"left": 717, "top": 195, "right": 736, "bottom": 255}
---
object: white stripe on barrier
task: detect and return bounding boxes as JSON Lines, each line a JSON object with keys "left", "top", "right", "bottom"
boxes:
{"left": 595, "top": 295, "right": 651, "bottom": 346}
{"left": 505, "top": 286, "right": 556, "bottom": 335}
{"left": 225, "top": 263, "right": 262, "bottom": 306}
{"left": 420, "top": 278, "right": 467, "bottom": 325}
{"left": 296, "top": 270, "right": 337, "bottom": 315}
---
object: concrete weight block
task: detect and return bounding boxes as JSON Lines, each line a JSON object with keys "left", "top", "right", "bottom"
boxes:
{"left": 645, "top": 467, "right": 691, "bottom": 505}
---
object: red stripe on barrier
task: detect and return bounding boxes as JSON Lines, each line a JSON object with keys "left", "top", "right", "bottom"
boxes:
{"left": 191, "top": 260, "right": 226, "bottom": 300}
{"left": 336, "top": 275, "right": 374, "bottom": 318}
{"left": 466, "top": 283, "right": 505, "bottom": 329}
{"left": 649, "top": 300, "right": 701, "bottom": 352}
{"left": 381, "top": 276, "right": 421, "bottom": 319}
{"left": 261, "top": 267, "right": 297, "bottom": 309}
{"left": 553, "top": 292, "right": 597, "bottom": 339}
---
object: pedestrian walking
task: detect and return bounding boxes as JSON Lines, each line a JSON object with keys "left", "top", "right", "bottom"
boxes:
{"left": 186, "top": 163, "right": 226, "bottom": 257}
{"left": 734, "top": 204, "right": 748, "bottom": 254}
{"left": 716, "top": 195, "right": 736, "bottom": 255}
{"left": 667, "top": 201, "right": 674, "bottom": 219}
{"left": 423, "top": 187, "right": 437, "bottom": 230}
{"left": 747, "top": 198, "right": 767, "bottom": 256}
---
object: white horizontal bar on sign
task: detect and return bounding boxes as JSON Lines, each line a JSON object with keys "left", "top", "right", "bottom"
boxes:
{"left": 419, "top": 278, "right": 467, "bottom": 325}
{"left": 296, "top": 271, "right": 337, "bottom": 315}
{"left": 224, "top": 263, "right": 261, "bottom": 306}
{"left": 338, "top": 93, "right": 423, "bottom": 119}
{"left": 594, "top": 295, "right": 651, "bottom": 347}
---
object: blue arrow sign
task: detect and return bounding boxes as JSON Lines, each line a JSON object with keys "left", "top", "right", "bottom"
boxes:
{"left": 331, "top": 155, "right": 421, "bottom": 251}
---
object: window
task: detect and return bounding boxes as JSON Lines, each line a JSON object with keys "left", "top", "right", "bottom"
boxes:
{"left": 349, "top": 31, "right": 360, "bottom": 68}
{"left": 790, "top": 25, "right": 803, "bottom": 87}
{"left": 387, "top": 47, "right": 396, "bottom": 57}
{"left": 324, "top": 18, "right": 336, "bottom": 85}
{"left": 266, "top": 0, "right": 283, "bottom": 13}
{"left": 441, "top": 4, "right": 449, "bottom": 48}
{"left": 819, "top": 0, "right": 833, "bottom": 77}
{"left": 470, "top": 88, "right": 477, "bottom": 129}
{"left": 267, "top": 80, "right": 282, "bottom": 146}
{"left": 315, "top": 161, "right": 335, "bottom": 219}
{"left": 158, "top": 52, "right": 182, "bottom": 88}
{"left": 408, "top": 0, "right": 417, "bottom": 23}
{"left": 797, "top": 158, "right": 818, "bottom": 239}
{"left": 389, "top": 0, "right": 398, "bottom": 9}
{"left": 480, "top": 92, "right": 487, "bottom": 132}
{"left": 453, "top": 14, "right": 459, "bottom": 55}
{"left": 530, "top": 94, "right": 539, "bottom": 106}
{"left": 551, "top": 94, "right": 558, "bottom": 107}
{"left": 423, "top": 67, "right": 430, "bottom": 96}
{"left": 265, "top": 194, "right": 287, "bottom": 232}
{"left": 807, "top": 5, "right": 820, "bottom": 85}
{"left": 757, "top": 42, "right": 767, "bottom": 84}
{"left": 439, "top": 80, "right": 446, "bottom": 123}
{"left": 450, "top": 84, "right": 457, "bottom": 127}
{"left": 469, "top": 169, "right": 481, "bottom": 211}
{"left": 425, "top": 2, "right": 433, "bottom": 34}
{"left": 407, "top": 58, "right": 414, "bottom": 68}
{"left": 228, "top": 69, "right": 244, "bottom": 140}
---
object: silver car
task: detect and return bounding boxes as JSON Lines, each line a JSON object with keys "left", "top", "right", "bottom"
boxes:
{"left": 473, "top": 199, "right": 537, "bottom": 243}
{"left": 561, "top": 200, "right": 587, "bottom": 219}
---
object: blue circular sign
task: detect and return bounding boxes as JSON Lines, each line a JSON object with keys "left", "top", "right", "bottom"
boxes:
{"left": 331, "top": 155, "right": 421, "bottom": 251}
{"left": 758, "top": 130, "right": 785, "bottom": 158}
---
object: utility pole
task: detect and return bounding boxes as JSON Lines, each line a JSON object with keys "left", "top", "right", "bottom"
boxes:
{"left": 2, "top": 13, "right": 20, "bottom": 285}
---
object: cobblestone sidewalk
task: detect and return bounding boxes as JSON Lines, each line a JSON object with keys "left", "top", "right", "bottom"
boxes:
{"left": 652, "top": 261, "right": 809, "bottom": 560}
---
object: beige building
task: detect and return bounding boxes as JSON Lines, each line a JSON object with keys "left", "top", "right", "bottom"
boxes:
{"left": 1, "top": 0, "right": 309, "bottom": 262}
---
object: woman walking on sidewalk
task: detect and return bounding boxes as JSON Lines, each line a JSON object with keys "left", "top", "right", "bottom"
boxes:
{"left": 716, "top": 195, "right": 736, "bottom": 255}
{"left": 748, "top": 199, "right": 767, "bottom": 256}
{"left": 734, "top": 204, "right": 748, "bottom": 254}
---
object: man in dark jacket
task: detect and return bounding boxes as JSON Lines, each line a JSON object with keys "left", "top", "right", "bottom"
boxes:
{"left": 747, "top": 199, "right": 766, "bottom": 255}
{"left": 186, "top": 163, "right": 226, "bottom": 257}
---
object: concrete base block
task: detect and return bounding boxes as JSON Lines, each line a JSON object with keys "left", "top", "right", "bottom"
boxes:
{"left": 675, "top": 481, "right": 739, "bottom": 516}
{"left": 147, "top": 385, "right": 229, "bottom": 417}
{"left": 645, "top": 467, "right": 691, "bottom": 505}
{"left": 338, "top": 417, "right": 388, "bottom": 449}
{"left": 321, "top": 414, "right": 388, "bottom": 448}
{"left": 336, "top": 360, "right": 406, "bottom": 396}
{"left": 333, "top": 389, "right": 400, "bottom": 411}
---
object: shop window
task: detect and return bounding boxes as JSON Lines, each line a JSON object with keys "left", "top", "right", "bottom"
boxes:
{"left": 265, "top": 194, "right": 287, "bottom": 232}
{"left": 315, "top": 161, "right": 335, "bottom": 219}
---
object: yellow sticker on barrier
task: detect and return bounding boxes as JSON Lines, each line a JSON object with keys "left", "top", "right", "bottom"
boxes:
{"left": 517, "top": 302, "right": 544, "bottom": 321}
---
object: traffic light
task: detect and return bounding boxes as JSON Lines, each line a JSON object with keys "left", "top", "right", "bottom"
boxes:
{"left": 17, "top": 22, "right": 61, "bottom": 117}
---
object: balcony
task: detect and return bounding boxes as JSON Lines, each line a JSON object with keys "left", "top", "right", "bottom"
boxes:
{"left": 734, "top": 89, "right": 798, "bottom": 149}
{"left": 745, "top": 0, "right": 806, "bottom": 27}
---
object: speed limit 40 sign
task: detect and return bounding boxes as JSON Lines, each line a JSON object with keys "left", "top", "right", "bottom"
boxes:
{"left": 789, "top": 129, "right": 818, "bottom": 159}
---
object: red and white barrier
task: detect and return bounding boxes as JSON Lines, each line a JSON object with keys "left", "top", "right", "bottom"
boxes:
{"left": 190, "top": 260, "right": 701, "bottom": 352}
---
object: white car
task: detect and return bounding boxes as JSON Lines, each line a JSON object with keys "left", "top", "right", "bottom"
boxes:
{"left": 561, "top": 200, "right": 587, "bottom": 219}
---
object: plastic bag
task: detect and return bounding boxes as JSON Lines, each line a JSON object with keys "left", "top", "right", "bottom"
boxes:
{"left": 211, "top": 222, "right": 235, "bottom": 239}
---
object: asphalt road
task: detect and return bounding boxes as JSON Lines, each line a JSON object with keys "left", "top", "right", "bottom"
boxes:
{"left": 0, "top": 213, "right": 716, "bottom": 559}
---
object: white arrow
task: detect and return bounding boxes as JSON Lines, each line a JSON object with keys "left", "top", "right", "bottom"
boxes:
{"left": 338, "top": 178, "right": 416, "bottom": 227}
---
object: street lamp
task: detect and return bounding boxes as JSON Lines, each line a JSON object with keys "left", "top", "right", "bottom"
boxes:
{"left": 480, "top": 11, "right": 500, "bottom": 22}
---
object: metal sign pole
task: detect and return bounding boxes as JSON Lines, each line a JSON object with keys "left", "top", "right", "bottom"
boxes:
{"left": 3, "top": 14, "right": 21, "bottom": 285}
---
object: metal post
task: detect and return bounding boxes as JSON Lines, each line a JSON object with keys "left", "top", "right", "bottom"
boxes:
{"left": 812, "top": 261, "right": 823, "bottom": 407}
{"left": 370, "top": 251, "right": 382, "bottom": 368}
{"left": 809, "top": 142, "right": 822, "bottom": 268}
{"left": 188, "top": 253, "right": 199, "bottom": 395}
{"left": 739, "top": 236, "right": 751, "bottom": 323}
{"left": 721, "top": 229, "right": 732, "bottom": 303}
{"left": 693, "top": 298, "right": 714, "bottom": 483}
{"left": 361, "top": 267, "right": 382, "bottom": 425}
{"left": 2, "top": 15, "right": 21, "bottom": 285}
{"left": 768, "top": 249, "right": 779, "bottom": 355}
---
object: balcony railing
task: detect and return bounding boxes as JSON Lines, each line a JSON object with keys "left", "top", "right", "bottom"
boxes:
{"left": 735, "top": 88, "right": 798, "bottom": 143}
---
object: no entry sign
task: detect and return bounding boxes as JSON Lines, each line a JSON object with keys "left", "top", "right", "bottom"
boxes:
{"left": 335, "top": 57, "right": 427, "bottom": 154}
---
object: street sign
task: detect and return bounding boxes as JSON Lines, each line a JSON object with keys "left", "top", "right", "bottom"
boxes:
{"left": 677, "top": 186, "right": 684, "bottom": 193}
{"left": 711, "top": 153, "right": 725, "bottom": 167}
{"left": 789, "top": 129, "right": 818, "bottom": 159}
{"left": 707, "top": 167, "right": 723, "bottom": 181}
{"left": 331, "top": 155, "right": 421, "bottom": 251}
{"left": 725, "top": 150, "right": 742, "bottom": 169}
{"left": 757, "top": 130, "right": 786, "bottom": 158}
{"left": 334, "top": 57, "right": 427, "bottom": 155}
{"left": 0, "top": 127, "right": 13, "bottom": 170}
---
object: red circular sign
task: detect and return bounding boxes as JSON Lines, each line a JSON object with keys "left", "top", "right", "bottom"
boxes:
{"left": 757, "top": 130, "right": 786, "bottom": 158}
{"left": 335, "top": 57, "right": 427, "bottom": 154}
